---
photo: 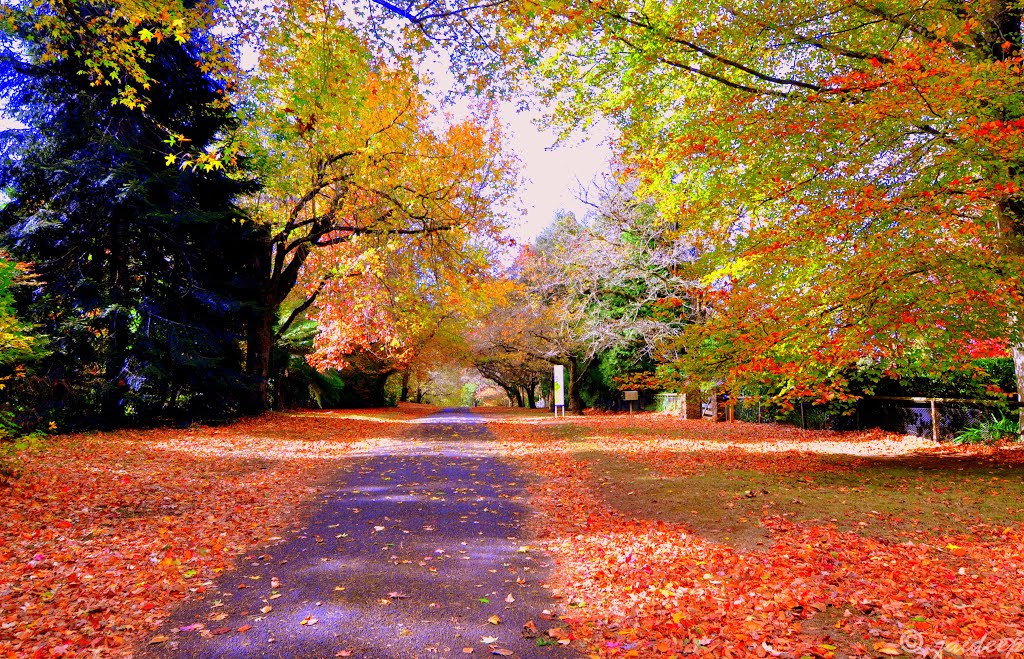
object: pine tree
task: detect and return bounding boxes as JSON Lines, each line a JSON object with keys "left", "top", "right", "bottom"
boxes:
{"left": 0, "top": 3, "right": 262, "bottom": 426}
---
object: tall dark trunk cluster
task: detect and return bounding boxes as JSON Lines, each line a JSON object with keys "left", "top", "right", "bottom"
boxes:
{"left": 567, "top": 357, "right": 586, "bottom": 415}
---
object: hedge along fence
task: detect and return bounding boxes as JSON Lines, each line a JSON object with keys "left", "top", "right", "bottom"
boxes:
{"left": 850, "top": 396, "right": 1021, "bottom": 441}
{"left": 659, "top": 392, "right": 1021, "bottom": 441}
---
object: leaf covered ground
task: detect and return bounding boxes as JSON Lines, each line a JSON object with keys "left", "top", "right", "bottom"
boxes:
{"left": 482, "top": 410, "right": 1024, "bottom": 658}
{"left": 5, "top": 406, "right": 1024, "bottom": 658}
{"left": 0, "top": 405, "right": 435, "bottom": 658}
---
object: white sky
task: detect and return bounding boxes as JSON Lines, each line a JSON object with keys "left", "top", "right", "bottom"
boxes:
{"left": 418, "top": 51, "right": 613, "bottom": 244}
{"left": 496, "top": 107, "right": 612, "bottom": 243}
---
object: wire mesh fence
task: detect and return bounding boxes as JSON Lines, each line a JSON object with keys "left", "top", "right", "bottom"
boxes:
{"left": 657, "top": 393, "right": 1020, "bottom": 440}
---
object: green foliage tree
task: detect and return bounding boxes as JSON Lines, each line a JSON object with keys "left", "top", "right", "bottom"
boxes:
{"left": 0, "top": 254, "right": 39, "bottom": 367}
{"left": 0, "top": 2, "right": 261, "bottom": 427}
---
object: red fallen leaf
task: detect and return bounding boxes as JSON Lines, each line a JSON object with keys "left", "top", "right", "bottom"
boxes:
{"left": 211, "top": 627, "right": 232, "bottom": 636}
{"left": 0, "top": 412, "right": 436, "bottom": 659}
{"left": 237, "top": 583, "right": 248, "bottom": 589}
{"left": 486, "top": 413, "right": 1024, "bottom": 659}
{"left": 236, "top": 625, "right": 252, "bottom": 633}
{"left": 141, "top": 602, "right": 155, "bottom": 612}
{"left": 335, "top": 651, "right": 353, "bottom": 657}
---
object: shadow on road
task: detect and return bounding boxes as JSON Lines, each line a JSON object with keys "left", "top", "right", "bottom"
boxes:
{"left": 139, "top": 408, "right": 578, "bottom": 659}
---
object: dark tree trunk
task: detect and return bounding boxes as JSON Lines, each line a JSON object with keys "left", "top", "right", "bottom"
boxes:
{"left": 526, "top": 380, "right": 537, "bottom": 409}
{"left": 246, "top": 307, "right": 275, "bottom": 413}
{"left": 567, "top": 356, "right": 585, "bottom": 415}
{"left": 400, "top": 368, "right": 412, "bottom": 402}
{"left": 1014, "top": 345, "right": 1024, "bottom": 438}
{"left": 500, "top": 385, "right": 523, "bottom": 407}
{"left": 101, "top": 214, "right": 130, "bottom": 426}
{"left": 370, "top": 372, "right": 392, "bottom": 407}
{"left": 245, "top": 236, "right": 277, "bottom": 413}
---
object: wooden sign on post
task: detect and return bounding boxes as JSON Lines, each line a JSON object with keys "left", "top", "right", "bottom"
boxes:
{"left": 624, "top": 390, "right": 638, "bottom": 425}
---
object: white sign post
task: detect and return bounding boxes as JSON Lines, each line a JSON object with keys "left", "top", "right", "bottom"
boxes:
{"left": 553, "top": 365, "right": 565, "bottom": 417}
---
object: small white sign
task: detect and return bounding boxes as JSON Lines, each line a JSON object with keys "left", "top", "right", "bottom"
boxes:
{"left": 553, "top": 365, "right": 565, "bottom": 407}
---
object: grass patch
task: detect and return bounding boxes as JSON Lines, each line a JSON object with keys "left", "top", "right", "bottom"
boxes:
{"left": 573, "top": 444, "right": 1024, "bottom": 548}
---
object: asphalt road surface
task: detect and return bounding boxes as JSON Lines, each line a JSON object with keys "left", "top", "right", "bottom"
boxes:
{"left": 139, "top": 408, "right": 580, "bottom": 659}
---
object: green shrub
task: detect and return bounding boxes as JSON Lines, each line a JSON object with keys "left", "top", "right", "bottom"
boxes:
{"left": 953, "top": 414, "right": 1021, "bottom": 445}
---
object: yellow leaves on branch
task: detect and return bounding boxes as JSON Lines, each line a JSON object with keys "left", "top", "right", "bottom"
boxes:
{"left": 4, "top": 1, "right": 203, "bottom": 105}
{"left": 240, "top": 6, "right": 516, "bottom": 375}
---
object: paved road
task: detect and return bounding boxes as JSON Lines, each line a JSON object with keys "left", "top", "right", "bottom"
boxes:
{"left": 139, "top": 408, "right": 578, "bottom": 659}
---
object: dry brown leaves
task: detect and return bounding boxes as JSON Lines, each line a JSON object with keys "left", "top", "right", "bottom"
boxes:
{"left": 0, "top": 405, "right": 434, "bottom": 658}
{"left": 488, "top": 412, "right": 1024, "bottom": 658}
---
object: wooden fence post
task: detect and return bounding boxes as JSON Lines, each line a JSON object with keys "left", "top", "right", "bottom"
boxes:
{"left": 930, "top": 399, "right": 939, "bottom": 442}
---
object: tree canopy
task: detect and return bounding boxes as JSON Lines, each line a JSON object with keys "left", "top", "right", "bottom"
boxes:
{"left": 3, "top": 0, "right": 1023, "bottom": 426}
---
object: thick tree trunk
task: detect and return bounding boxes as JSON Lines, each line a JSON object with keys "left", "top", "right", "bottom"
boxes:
{"left": 243, "top": 234, "right": 276, "bottom": 414}
{"left": 400, "top": 368, "right": 412, "bottom": 403}
{"left": 526, "top": 381, "right": 537, "bottom": 409}
{"left": 246, "top": 308, "right": 275, "bottom": 413}
{"left": 500, "top": 385, "right": 523, "bottom": 407}
{"left": 371, "top": 371, "right": 392, "bottom": 407}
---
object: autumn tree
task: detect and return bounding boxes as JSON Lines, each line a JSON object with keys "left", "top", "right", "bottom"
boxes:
{"left": 472, "top": 348, "right": 548, "bottom": 408}
{"left": 236, "top": 3, "right": 514, "bottom": 409}
{"left": 473, "top": 181, "right": 701, "bottom": 410}
{"left": 356, "top": 0, "right": 1024, "bottom": 424}
{"left": 470, "top": 225, "right": 606, "bottom": 415}
{"left": 0, "top": 255, "right": 38, "bottom": 369}
{"left": 568, "top": 178, "right": 701, "bottom": 374}
{"left": 300, "top": 232, "right": 501, "bottom": 406}
{"left": 469, "top": 296, "right": 551, "bottom": 408}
